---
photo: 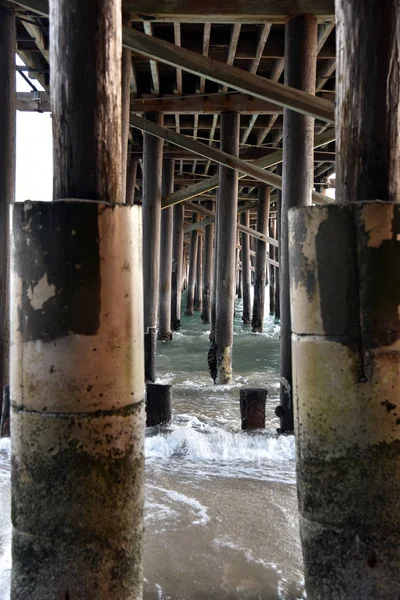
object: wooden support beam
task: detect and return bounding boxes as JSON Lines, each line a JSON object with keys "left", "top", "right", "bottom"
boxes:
{"left": 160, "top": 127, "right": 335, "bottom": 208}
{"left": 15, "top": 0, "right": 335, "bottom": 22}
{"left": 131, "top": 114, "right": 311, "bottom": 194}
{"left": 143, "top": 22, "right": 160, "bottom": 95}
{"left": 123, "top": 28, "right": 335, "bottom": 123}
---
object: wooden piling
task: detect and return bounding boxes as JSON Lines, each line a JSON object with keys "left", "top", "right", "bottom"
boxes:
{"left": 121, "top": 13, "right": 131, "bottom": 204}
{"left": 214, "top": 112, "right": 239, "bottom": 384}
{"left": 143, "top": 112, "right": 163, "bottom": 381}
{"left": 51, "top": 0, "right": 122, "bottom": 203}
{"left": 240, "top": 210, "right": 251, "bottom": 324}
{"left": 194, "top": 234, "right": 203, "bottom": 312}
{"left": 269, "top": 217, "right": 276, "bottom": 315}
{"left": 252, "top": 185, "right": 270, "bottom": 333}
{"left": 240, "top": 388, "right": 267, "bottom": 430}
{"left": 158, "top": 159, "right": 174, "bottom": 341}
{"left": 275, "top": 187, "right": 281, "bottom": 320}
{"left": 125, "top": 153, "right": 138, "bottom": 206}
{"left": 146, "top": 383, "right": 172, "bottom": 427}
{"left": 171, "top": 204, "right": 184, "bottom": 331}
{"left": 0, "top": 0, "right": 15, "bottom": 432}
{"left": 279, "top": 14, "right": 317, "bottom": 433}
{"left": 201, "top": 201, "right": 213, "bottom": 324}
{"left": 185, "top": 214, "right": 198, "bottom": 316}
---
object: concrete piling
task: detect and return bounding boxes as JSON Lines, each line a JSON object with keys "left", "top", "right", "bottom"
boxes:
{"left": 11, "top": 201, "right": 145, "bottom": 600}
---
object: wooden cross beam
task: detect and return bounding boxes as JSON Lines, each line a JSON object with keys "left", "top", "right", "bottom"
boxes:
{"left": 15, "top": 0, "right": 334, "bottom": 22}
{"left": 130, "top": 115, "right": 329, "bottom": 206}
{"left": 162, "top": 128, "right": 336, "bottom": 207}
{"left": 15, "top": 0, "right": 335, "bottom": 124}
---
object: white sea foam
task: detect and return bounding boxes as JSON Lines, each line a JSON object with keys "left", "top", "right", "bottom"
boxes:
{"left": 149, "top": 485, "right": 209, "bottom": 525}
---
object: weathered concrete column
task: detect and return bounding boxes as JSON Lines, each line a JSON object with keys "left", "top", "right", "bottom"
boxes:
{"left": 185, "top": 214, "right": 198, "bottom": 316}
{"left": 143, "top": 112, "right": 163, "bottom": 381}
{"left": 125, "top": 152, "right": 138, "bottom": 206}
{"left": 290, "top": 203, "right": 400, "bottom": 600}
{"left": 214, "top": 112, "right": 239, "bottom": 384}
{"left": 201, "top": 201, "right": 214, "bottom": 324}
{"left": 278, "top": 14, "right": 317, "bottom": 433}
{"left": 11, "top": 202, "right": 145, "bottom": 600}
{"left": 158, "top": 159, "right": 174, "bottom": 341}
{"left": 194, "top": 234, "right": 203, "bottom": 312}
{"left": 171, "top": 203, "right": 184, "bottom": 330}
{"left": 290, "top": 2, "right": 400, "bottom": 598}
{"left": 0, "top": 0, "right": 15, "bottom": 429}
{"left": 240, "top": 210, "right": 251, "bottom": 324}
{"left": 11, "top": 3, "right": 145, "bottom": 597}
{"left": 252, "top": 185, "right": 270, "bottom": 332}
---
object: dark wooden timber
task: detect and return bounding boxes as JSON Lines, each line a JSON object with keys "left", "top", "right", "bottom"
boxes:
{"left": 214, "top": 112, "right": 240, "bottom": 384}
{"left": 240, "top": 210, "right": 251, "bottom": 324}
{"left": 269, "top": 217, "right": 277, "bottom": 315}
{"left": 125, "top": 153, "right": 138, "bottom": 206}
{"left": 240, "top": 388, "right": 267, "bottom": 430}
{"left": 143, "top": 112, "right": 163, "bottom": 382}
{"left": 171, "top": 204, "right": 184, "bottom": 330}
{"left": 210, "top": 186, "right": 219, "bottom": 342}
{"left": 279, "top": 14, "right": 317, "bottom": 433}
{"left": 185, "top": 213, "right": 198, "bottom": 316}
{"left": 194, "top": 234, "right": 203, "bottom": 312}
{"left": 275, "top": 169, "right": 281, "bottom": 320}
{"left": 0, "top": 0, "right": 15, "bottom": 425}
{"left": 201, "top": 201, "right": 214, "bottom": 324}
{"left": 252, "top": 186, "right": 271, "bottom": 332}
{"left": 123, "top": 0, "right": 335, "bottom": 22}
{"left": 146, "top": 383, "right": 172, "bottom": 427}
{"left": 121, "top": 14, "right": 131, "bottom": 203}
{"left": 336, "top": 0, "right": 400, "bottom": 202}
{"left": 50, "top": 0, "right": 121, "bottom": 202}
{"left": 131, "top": 94, "right": 282, "bottom": 115}
{"left": 14, "top": 0, "right": 335, "bottom": 23}
{"left": 158, "top": 159, "right": 174, "bottom": 341}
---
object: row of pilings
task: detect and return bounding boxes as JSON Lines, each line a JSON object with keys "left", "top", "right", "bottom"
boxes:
{"left": 3, "top": 0, "right": 400, "bottom": 598}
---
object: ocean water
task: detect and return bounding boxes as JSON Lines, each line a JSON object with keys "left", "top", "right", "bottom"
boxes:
{"left": 0, "top": 293, "right": 304, "bottom": 599}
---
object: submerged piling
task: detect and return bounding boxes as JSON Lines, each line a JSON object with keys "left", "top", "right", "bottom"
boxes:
{"left": 185, "top": 214, "right": 199, "bottom": 316}
{"left": 240, "top": 388, "right": 267, "bottom": 430}
{"left": 214, "top": 112, "right": 239, "bottom": 384}
{"left": 279, "top": 14, "right": 317, "bottom": 433}
{"left": 143, "top": 112, "right": 163, "bottom": 381}
{"left": 158, "top": 160, "right": 174, "bottom": 341}
{"left": 146, "top": 383, "right": 172, "bottom": 427}
{"left": 171, "top": 204, "right": 184, "bottom": 331}
{"left": 201, "top": 201, "right": 213, "bottom": 324}
{"left": 240, "top": 210, "right": 251, "bottom": 325}
{"left": 251, "top": 186, "right": 270, "bottom": 333}
{"left": 194, "top": 234, "right": 203, "bottom": 312}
